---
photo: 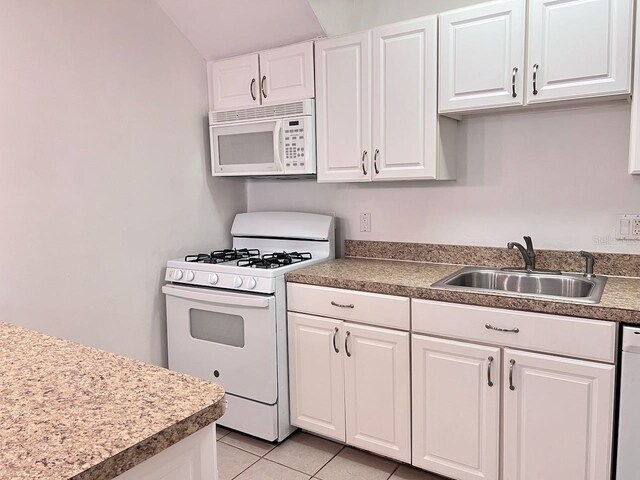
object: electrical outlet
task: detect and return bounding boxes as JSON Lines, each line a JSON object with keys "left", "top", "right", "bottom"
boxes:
{"left": 360, "top": 213, "right": 371, "bottom": 233}
{"left": 616, "top": 214, "right": 640, "bottom": 240}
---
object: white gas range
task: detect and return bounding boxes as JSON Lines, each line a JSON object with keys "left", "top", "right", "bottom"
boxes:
{"left": 163, "top": 212, "right": 335, "bottom": 442}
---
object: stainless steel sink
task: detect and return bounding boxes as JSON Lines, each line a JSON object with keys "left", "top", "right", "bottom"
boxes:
{"left": 432, "top": 267, "right": 608, "bottom": 304}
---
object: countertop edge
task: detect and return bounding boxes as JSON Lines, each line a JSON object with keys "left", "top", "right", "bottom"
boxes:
{"left": 71, "top": 397, "right": 226, "bottom": 480}
{"left": 285, "top": 270, "right": 640, "bottom": 324}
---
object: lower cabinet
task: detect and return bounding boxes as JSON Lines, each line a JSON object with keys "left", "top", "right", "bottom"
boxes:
{"left": 503, "top": 349, "right": 616, "bottom": 480}
{"left": 412, "top": 335, "right": 501, "bottom": 480}
{"left": 412, "top": 334, "right": 616, "bottom": 480}
{"left": 288, "top": 312, "right": 411, "bottom": 462}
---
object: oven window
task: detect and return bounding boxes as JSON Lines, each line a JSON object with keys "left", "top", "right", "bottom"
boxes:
{"left": 218, "top": 132, "right": 274, "bottom": 166}
{"left": 189, "top": 309, "right": 245, "bottom": 347}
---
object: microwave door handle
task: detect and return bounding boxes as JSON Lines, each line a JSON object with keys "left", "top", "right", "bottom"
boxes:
{"left": 274, "top": 120, "right": 285, "bottom": 173}
{"left": 162, "top": 286, "right": 270, "bottom": 308}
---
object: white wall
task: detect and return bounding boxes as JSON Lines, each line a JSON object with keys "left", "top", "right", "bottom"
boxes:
{"left": 0, "top": 0, "right": 246, "bottom": 365}
{"left": 248, "top": 101, "right": 640, "bottom": 255}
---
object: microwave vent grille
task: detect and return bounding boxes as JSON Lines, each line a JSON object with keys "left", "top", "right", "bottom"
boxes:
{"left": 209, "top": 101, "right": 309, "bottom": 124}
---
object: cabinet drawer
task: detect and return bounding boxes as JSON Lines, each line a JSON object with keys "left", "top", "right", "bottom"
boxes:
{"left": 287, "top": 283, "right": 410, "bottom": 330}
{"left": 412, "top": 299, "right": 617, "bottom": 363}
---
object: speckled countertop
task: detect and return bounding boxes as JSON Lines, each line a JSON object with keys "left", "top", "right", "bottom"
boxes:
{"left": 286, "top": 258, "right": 640, "bottom": 324}
{"left": 0, "top": 322, "right": 226, "bottom": 480}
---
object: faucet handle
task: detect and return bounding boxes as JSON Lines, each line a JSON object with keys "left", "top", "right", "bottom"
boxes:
{"left": 523, "top": 236, "right": 534, "bottom": 253}
{"left": 579, "top": 251, "right": 596, "bottom": 278}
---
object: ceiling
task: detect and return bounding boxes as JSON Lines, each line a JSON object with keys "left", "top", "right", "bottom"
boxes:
{"left": 154, "top": 0, "right": 485, "bottom": 61}
{"left": 154, "top": 0, "right": 326, "bottom": 60}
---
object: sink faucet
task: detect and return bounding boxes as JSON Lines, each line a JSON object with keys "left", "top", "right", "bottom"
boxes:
{"left": 580, "top": 251, "right": 596, "bottom": 278}
{"left": 507, "top": 236, "right": 536, "bottom": 271}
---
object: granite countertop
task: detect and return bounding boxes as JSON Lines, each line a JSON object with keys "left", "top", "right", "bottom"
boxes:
{"left": 0, "top": 322, "right": 226, "bottom": 480}
{"left": 286, "top": 258, "right": 640, "bottom": 324}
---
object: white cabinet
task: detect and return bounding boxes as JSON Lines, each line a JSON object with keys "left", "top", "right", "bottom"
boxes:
{"left": 628, "top": 1, "right": 640, "bottom": 175}
{"left": 259, "top": 42, "right": 315, "bottom": 106}
{"left": 287, "top": 309, "right": 411, "bottom": 462}
{"left": 315, "top": 32, "right": 372, "bottom": 182}
{"left": 526, "top": 0, "right": 633, "bottom": 104}
{"left": 115, "top": 424, "right": 217, "bottom": 480}
{"left": 345, "top": 323, "right": 410, "bottom": 462}
{"left": 209, "top": 54, "right": 260, "bottom": 111}
{"left": 439, "top": 0, "right": 526, "bottom": 113}
{"left": 288, "top": 312, "right": 345, "bottom": 442}
{"left": 503, "top": 349, "right": 615, "bottom": 480}
{"left": 209, "top": 42, "right": 315, "bottom": 111}
{"left": 412, "top": 335, "right": 500, "bottom": 480}
{"left": 316, "top": 18, "right": 456, "bottom": 183}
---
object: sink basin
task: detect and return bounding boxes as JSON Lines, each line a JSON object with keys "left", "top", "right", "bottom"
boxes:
{"left": 432, "top": 267, "right": 607, "bottom": 304}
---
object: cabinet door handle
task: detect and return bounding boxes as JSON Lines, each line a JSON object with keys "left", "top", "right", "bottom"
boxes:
{"left": 345, "top": 331, "right": 352, "bottom": 357}
{"left": 373, "top": 149, "right": 380, "bottom": 174}
{"left": 511, "top": 67, "right": 518, "bottom": 98}
{"left": 332, "top": 327, "right": 340, "bottom": 353}
{"left": 485, "top": 323, "right": 519, "bottom": 333}
{"left": 260, "top": 75, "right": 267, "bottom": 99}
{"left": 487, "top": 356, "right": 494, "bottom": 387}
{"left": 331, "top": 301, "right": 354, "bottom": 309}
{"left": 509, "top": 359, "right": 516, "bottom": 391}
{"left": 532, "top": 64, "right": 539, "bottom": 95}
{"left": 250, "top": 78, "right": 257, "bottom": 101}
{"left": 361, "top": 150, "right": 368, "bottom": 175}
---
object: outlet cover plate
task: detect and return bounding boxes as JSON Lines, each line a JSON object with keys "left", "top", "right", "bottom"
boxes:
{"left": 616, "top": 214, "right": 640, "bottom": 240}
{"left": 360, "top": 213, "right": 371, "bottom": 233}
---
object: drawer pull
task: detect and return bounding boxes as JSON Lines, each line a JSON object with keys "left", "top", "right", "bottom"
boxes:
{"left": 345, "top": 331, "right": 352, "bottom": 357}
{"left": 509, "top": 359, "right": 516, "bottom": 391}
{"left": 485, "top": 323, "right": 519, "bottom": 333}
{"left": 332, "top": 327, "right": 340, "bottom": 354}
{"left": 331, "top": 301, "right": 355, "bottom": 309}
{"left": 487, "top": 356, "right": 494, "bottom": 387}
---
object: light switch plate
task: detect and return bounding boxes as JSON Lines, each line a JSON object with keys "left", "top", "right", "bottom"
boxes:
{"left": 616, "top": 214, "right": 640, "bottom": 240}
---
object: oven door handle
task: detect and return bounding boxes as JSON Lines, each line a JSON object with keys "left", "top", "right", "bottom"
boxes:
{"left": 162, "top": 286, "right": 270, "bottom": 308}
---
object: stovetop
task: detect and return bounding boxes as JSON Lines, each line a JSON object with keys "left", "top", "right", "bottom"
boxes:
{"left": 184, "top": 249, "right": 312, "bottom": 269}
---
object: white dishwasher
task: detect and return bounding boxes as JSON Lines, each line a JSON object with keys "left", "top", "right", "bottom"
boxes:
{"left": 617, "top": 326, "right": 640, "bottom": 479}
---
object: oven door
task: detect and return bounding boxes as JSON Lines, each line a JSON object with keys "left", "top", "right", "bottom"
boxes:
{"left": 163, "top": 284, "right": 278, "bottom": 405}
{"left": 210, "top": 119, "right": 284, "bottom": 176}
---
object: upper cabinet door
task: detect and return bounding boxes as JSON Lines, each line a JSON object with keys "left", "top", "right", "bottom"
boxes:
{"left": 439, "top": 0, "right": 526, "bottom": 113}
{"left": 371, "top": 17, "right": 439, "bottom": 180}
{"left": 210, "top": 53, "right": 260, "bottom": 111}
{"left": 344, "top": 323, "right": 411, "bottom": 463}
{"left": 526, "top": 0, "right": 633, "bottom": 104}
{"left": 628, "top": 2, "right": 640, "bottom": 175}
{"left": 288, "top": 313, "right": 346, "bottom": 442}
{"left": 258, "top": 42, "right": 315, "bottom": 105}
{"left": 412, "top": 334, "right": 501, "bottom": 480}
{"left": 315, "top": 32, "right": 372, "bottom": 183}
{"left": 503, "top": 349, "right": 615, "bottom": 480}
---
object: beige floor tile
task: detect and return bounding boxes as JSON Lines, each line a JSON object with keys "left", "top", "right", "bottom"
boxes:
{"left": 216, "top": 425, "right": 231, "bottom": 440}
{"left": 220, "top": 431, "right": 277, "bottom": 456}
{"left": 235, "top": 458, "right": 312, "bottom": 480}
{"left": 216, "top": 442, "right": 259, "bottom": 480}
{"left": 314, "top": 447, "right": 398, "bottom": 480}
{"left": 265, "top": 431, "right": 344, "bottom": 475}
{"left": 389, "top": 465, "right": 449, "bottom": 480}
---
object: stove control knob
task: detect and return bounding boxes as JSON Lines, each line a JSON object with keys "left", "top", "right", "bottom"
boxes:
{"left": 246, "top": 277, "right": 257, "bottom": 289}
{"left": 185, "top": 270, "right": 195, "bottom": 282}
{"left": 174, "top": 269, "right": 184, "bottom": 280}
{"left": 233, "top": 276, "right": 243, "bottom": 288}
{"left": 208, "top": 273, "right": 219, "bottom": 285}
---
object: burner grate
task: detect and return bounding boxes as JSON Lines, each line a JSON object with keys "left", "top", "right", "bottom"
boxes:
{"left": 185, "top": 248, "right": 261, "bottom": 264}
{"left": 237, "top": 251, "right": 312, "bottom": 269}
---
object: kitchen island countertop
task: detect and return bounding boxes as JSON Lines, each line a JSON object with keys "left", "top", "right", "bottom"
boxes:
{"left": 0, "top": 322, "right": 225, "bottom": 480}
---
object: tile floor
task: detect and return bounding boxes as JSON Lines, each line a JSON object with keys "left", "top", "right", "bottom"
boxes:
{"left": 216, "top": 426, "right": 446, "bottom": 480}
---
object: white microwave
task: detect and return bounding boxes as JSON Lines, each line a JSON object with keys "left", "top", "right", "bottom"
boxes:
{"left": 209, "top": 100, "right": 316, "bottom": 177}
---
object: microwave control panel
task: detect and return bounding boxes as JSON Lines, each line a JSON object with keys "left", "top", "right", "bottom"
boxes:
{"left": 283, "top": 118, "right": 311, "bottom": 172}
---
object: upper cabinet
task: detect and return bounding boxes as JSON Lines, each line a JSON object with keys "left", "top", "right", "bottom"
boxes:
{"left": 527, "top": 0, "right": 633, "bottom": 104}
{"left": 629, "top": 1, "right": 640, "bottom": 175}
{"left": 208, "top": 42, "right": 315, "bottom": 112}
{"left": 439, "top": 0, "right": 633, "bottom": 115}
{"left": 439, "top": 0, "right": 526, "bottom": 113}
{"left": 316, "top": 18, "right": 456, "bottom": 183}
